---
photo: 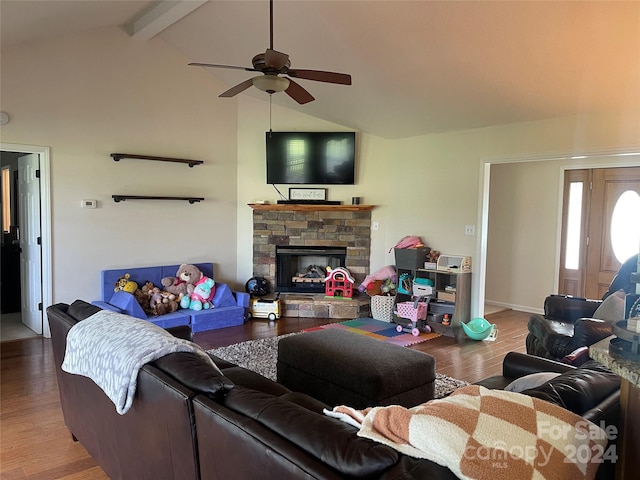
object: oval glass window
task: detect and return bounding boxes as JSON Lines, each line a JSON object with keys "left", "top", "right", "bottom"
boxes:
{"left": 611, "top": 190, "right": 640, "bottom": 263}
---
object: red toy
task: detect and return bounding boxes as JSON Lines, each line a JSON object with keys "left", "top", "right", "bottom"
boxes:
{"left": 323, "top": 267, "right": 355, "bottom": 298}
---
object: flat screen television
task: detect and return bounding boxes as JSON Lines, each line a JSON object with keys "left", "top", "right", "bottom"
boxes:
{"left": 266, "top": 131, "right": 356, "bottom": 185}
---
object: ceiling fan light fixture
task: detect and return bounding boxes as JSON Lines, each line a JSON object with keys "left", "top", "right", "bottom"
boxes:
{"left": 252, "top": 75, "right": 290, "bottom": 94}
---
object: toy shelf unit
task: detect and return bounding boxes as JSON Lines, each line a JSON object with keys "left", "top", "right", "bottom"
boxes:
{"left": 394, "top": 250, "right": 471, "bottom": 338}
{"left": 392, "top": 247, "right": 433, "bottom": 334}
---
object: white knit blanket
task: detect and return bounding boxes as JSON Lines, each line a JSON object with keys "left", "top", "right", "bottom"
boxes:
{"left": 61, "top": 310, "right": 219, "bottom": 414}
{"left": 325, "top": 385, "right": 607, "bottom": 480}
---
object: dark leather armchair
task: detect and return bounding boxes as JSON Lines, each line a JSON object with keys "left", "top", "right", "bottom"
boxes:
{"left": 526, "top": 254, "right": 638, "bottom": 361}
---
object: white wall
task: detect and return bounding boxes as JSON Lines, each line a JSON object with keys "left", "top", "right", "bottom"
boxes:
{"left": 3, "top": 26, "right": 638, "bottom": 317}
{"left": 1, "top": 27, "right": 240, "bottom": 302}
{"left": 486, "top": 160, "right": 562, "bottom": 311}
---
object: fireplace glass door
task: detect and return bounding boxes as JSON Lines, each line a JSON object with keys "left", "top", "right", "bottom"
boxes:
{"left": 276, "top": 246, "right": 347, "bottom": 293}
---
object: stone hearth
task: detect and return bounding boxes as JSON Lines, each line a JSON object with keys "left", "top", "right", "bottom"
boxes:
{"left": 249, "top": 204, "right": 374, "bottom": 318}
{"left": 280, "top": 294, "right": 371, "bottom": 319}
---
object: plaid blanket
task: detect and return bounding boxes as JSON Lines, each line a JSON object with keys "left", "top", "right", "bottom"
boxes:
{"left": 62, "top": 310, "right": 219, "bottom": 414}
{"left": 325, "top": 385, "right": 607, "bottom": 480}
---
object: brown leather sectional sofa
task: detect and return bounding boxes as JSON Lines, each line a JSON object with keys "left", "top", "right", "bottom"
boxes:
{"left": 48, "top": 300, "right": 620, "bottom": 480}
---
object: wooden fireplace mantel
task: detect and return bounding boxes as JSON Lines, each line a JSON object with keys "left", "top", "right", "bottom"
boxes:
{"left": 248, "top": 203, "right": 375, "bottom": 212}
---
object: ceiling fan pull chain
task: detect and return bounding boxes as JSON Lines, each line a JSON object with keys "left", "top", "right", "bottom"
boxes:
{"left": 269, "top": 95, "right": 273, "bottom": 134}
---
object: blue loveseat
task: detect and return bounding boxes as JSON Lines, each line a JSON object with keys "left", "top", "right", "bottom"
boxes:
{"left": 93, "top": 263, "right": 249, "bottom": 332}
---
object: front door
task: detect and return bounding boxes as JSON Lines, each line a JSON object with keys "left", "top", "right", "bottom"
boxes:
{"left": 586, "top": 167, "right": 640, "bottom": 298}
{"left": 558, "top": 166, "right": 640, "bottom": 299}
{"left": 18, "top": 154, "right": 42, "bottom": 334}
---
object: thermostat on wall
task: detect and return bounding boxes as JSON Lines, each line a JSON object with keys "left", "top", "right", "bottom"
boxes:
{"left": 81, "top": 199, "right": 97, "bottom": 209}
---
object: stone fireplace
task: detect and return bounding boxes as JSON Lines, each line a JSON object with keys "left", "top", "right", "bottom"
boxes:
{"left": 250, "top": 204, "right": 374, "bottom": 317}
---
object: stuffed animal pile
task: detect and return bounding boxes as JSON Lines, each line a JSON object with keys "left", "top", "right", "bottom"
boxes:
{"left": 114, "top": 264, "right": 216, "bottom": 316}
{"left": 132, "top": 280, "right": 180, "bottom": 316}
{"left": 162, "top": 264, "right": 216, "bottom": 311}
{"left": 357, "top": 265, "right": 397, "bottom": 296}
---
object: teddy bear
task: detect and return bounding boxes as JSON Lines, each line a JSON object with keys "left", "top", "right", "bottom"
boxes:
{"left": 161, "top": 264, "right": 203, "bottom": 299}
{"left": 148, "top": 287, "right": 166, "bottom": 312}
{"left": 149, "top": 287, "right": 180, "bottom": 316}
{"left": 180, "top": 277, "right": 216, "bottom": 311}
{"left": 133, "top": 281, "right": 156, "bottom": 316}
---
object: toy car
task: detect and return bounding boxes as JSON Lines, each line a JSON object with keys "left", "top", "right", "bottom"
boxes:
{"left": 249, "top": 296, "right": 281, "bottom": 321}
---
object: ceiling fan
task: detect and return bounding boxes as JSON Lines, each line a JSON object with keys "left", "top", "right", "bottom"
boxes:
{"left": 188, "top": 0, "right": 351, "bottom": 104}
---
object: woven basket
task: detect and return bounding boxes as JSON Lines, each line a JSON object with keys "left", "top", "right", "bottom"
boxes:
{"left": 371, "top": 295, "right": 396, "bottom": 322}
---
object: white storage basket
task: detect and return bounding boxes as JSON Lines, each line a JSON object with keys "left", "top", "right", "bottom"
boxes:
{"left": 371, "top": 295, "right": 396, "bottom": 322}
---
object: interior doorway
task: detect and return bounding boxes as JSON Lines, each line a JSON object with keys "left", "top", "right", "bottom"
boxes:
{"left": 476, "top": 149, "right": 640, "bottom": 319}
{"left": 0, "top": 144, "right": 52, "bottom": 340}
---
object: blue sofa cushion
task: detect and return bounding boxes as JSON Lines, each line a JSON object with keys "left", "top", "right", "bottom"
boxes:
{"left": 190, "top": 308, "right": 245, "bottom": 332}
{"left": 102, "top": 290, "right": 191, "bottom": 329}
{"left": 212, "top": 284, "right": 237, "bottom": 308}
{"left": 108, "top": 291, "right": 146, "bottom": 319}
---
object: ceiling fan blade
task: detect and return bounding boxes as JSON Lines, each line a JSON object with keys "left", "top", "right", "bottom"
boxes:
{"left": 189, "top": 62, "right": 257, "bottom": 72}
{"left": 285, "top": 79, "right": 315, "bottom": 104}
{"left": 219, "top": 78, "right": 255, "bottom": 98}
{"left": 265, "top": 49, "right": 289, "bottom": 70}
{"left": 287, "top": 69, "right": 352, "bottom": 85}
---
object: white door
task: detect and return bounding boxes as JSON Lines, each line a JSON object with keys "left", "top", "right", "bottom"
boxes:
{"left": 18, "top": 154, "right": 42, "bottom": 334}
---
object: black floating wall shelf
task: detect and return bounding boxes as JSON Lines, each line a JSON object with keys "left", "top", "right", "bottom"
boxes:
{"left": 110, "top": 153, "right": 204, "bottom": 168}
{"left": 112, "top": 195, "right": 204, "bottom": 204}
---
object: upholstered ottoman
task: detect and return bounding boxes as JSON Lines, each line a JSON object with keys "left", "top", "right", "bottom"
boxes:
{"left": 277, "top": 328, "right": 436, "bottom": 409}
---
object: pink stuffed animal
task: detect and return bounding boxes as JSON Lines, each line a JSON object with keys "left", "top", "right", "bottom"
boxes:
{"left": 358, "top": 265, "right": 397, "bottom": 293}
{"left": 180, "top": 276, "right": 216, "bottom": 311}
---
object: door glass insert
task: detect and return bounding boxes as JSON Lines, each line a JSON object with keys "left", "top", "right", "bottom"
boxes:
{"left": 611, "top": 190, "right": 640, "bottom": 263}
{"left": 1, "top": 167, "right": 10, "bottom": 232}
{"left": 564, "top": 181, "right": 583, "bottom": 270}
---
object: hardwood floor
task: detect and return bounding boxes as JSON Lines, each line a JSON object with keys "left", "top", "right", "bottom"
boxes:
{"left": 0, "top": 309, "right": 529, "bottom": 479}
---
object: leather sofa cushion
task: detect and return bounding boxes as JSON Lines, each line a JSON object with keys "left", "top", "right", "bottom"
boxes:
{"left": 224, "top": 386, "right": 399, "bottom": 477}
{"left": 221, "top": 366, "right": 291, "bottom": 397}
{"left": 279, "top": 391, "right": 330, "bottom": 413}
{"left": 154, "top": 352, "right": 234, "bottom": 398}
{"left": 68, "top": 299, "right": 102, "bottom": 321}
{"left": 208, "top": 354, "right": 236, "bottom": 370}
{"left": 544, "top": 295, "right": 600, "bottom": 322}
{"left": 522, "top": 362, "right": 621, "bottom": 415}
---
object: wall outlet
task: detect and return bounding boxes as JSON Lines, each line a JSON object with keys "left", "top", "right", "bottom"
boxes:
{"left": 372, "top": 221, "right": 379, "bottom": 231}
{"left": 464, "top": 225, "right": 475, "bottom": 236}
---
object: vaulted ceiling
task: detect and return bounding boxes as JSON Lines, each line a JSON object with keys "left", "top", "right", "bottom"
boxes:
{"left": 2, "top": 0, "right": 639, "bottom": 139}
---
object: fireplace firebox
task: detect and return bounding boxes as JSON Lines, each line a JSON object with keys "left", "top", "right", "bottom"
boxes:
{"left": 276, "top": 246, "right": 347, "bottom": 293}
